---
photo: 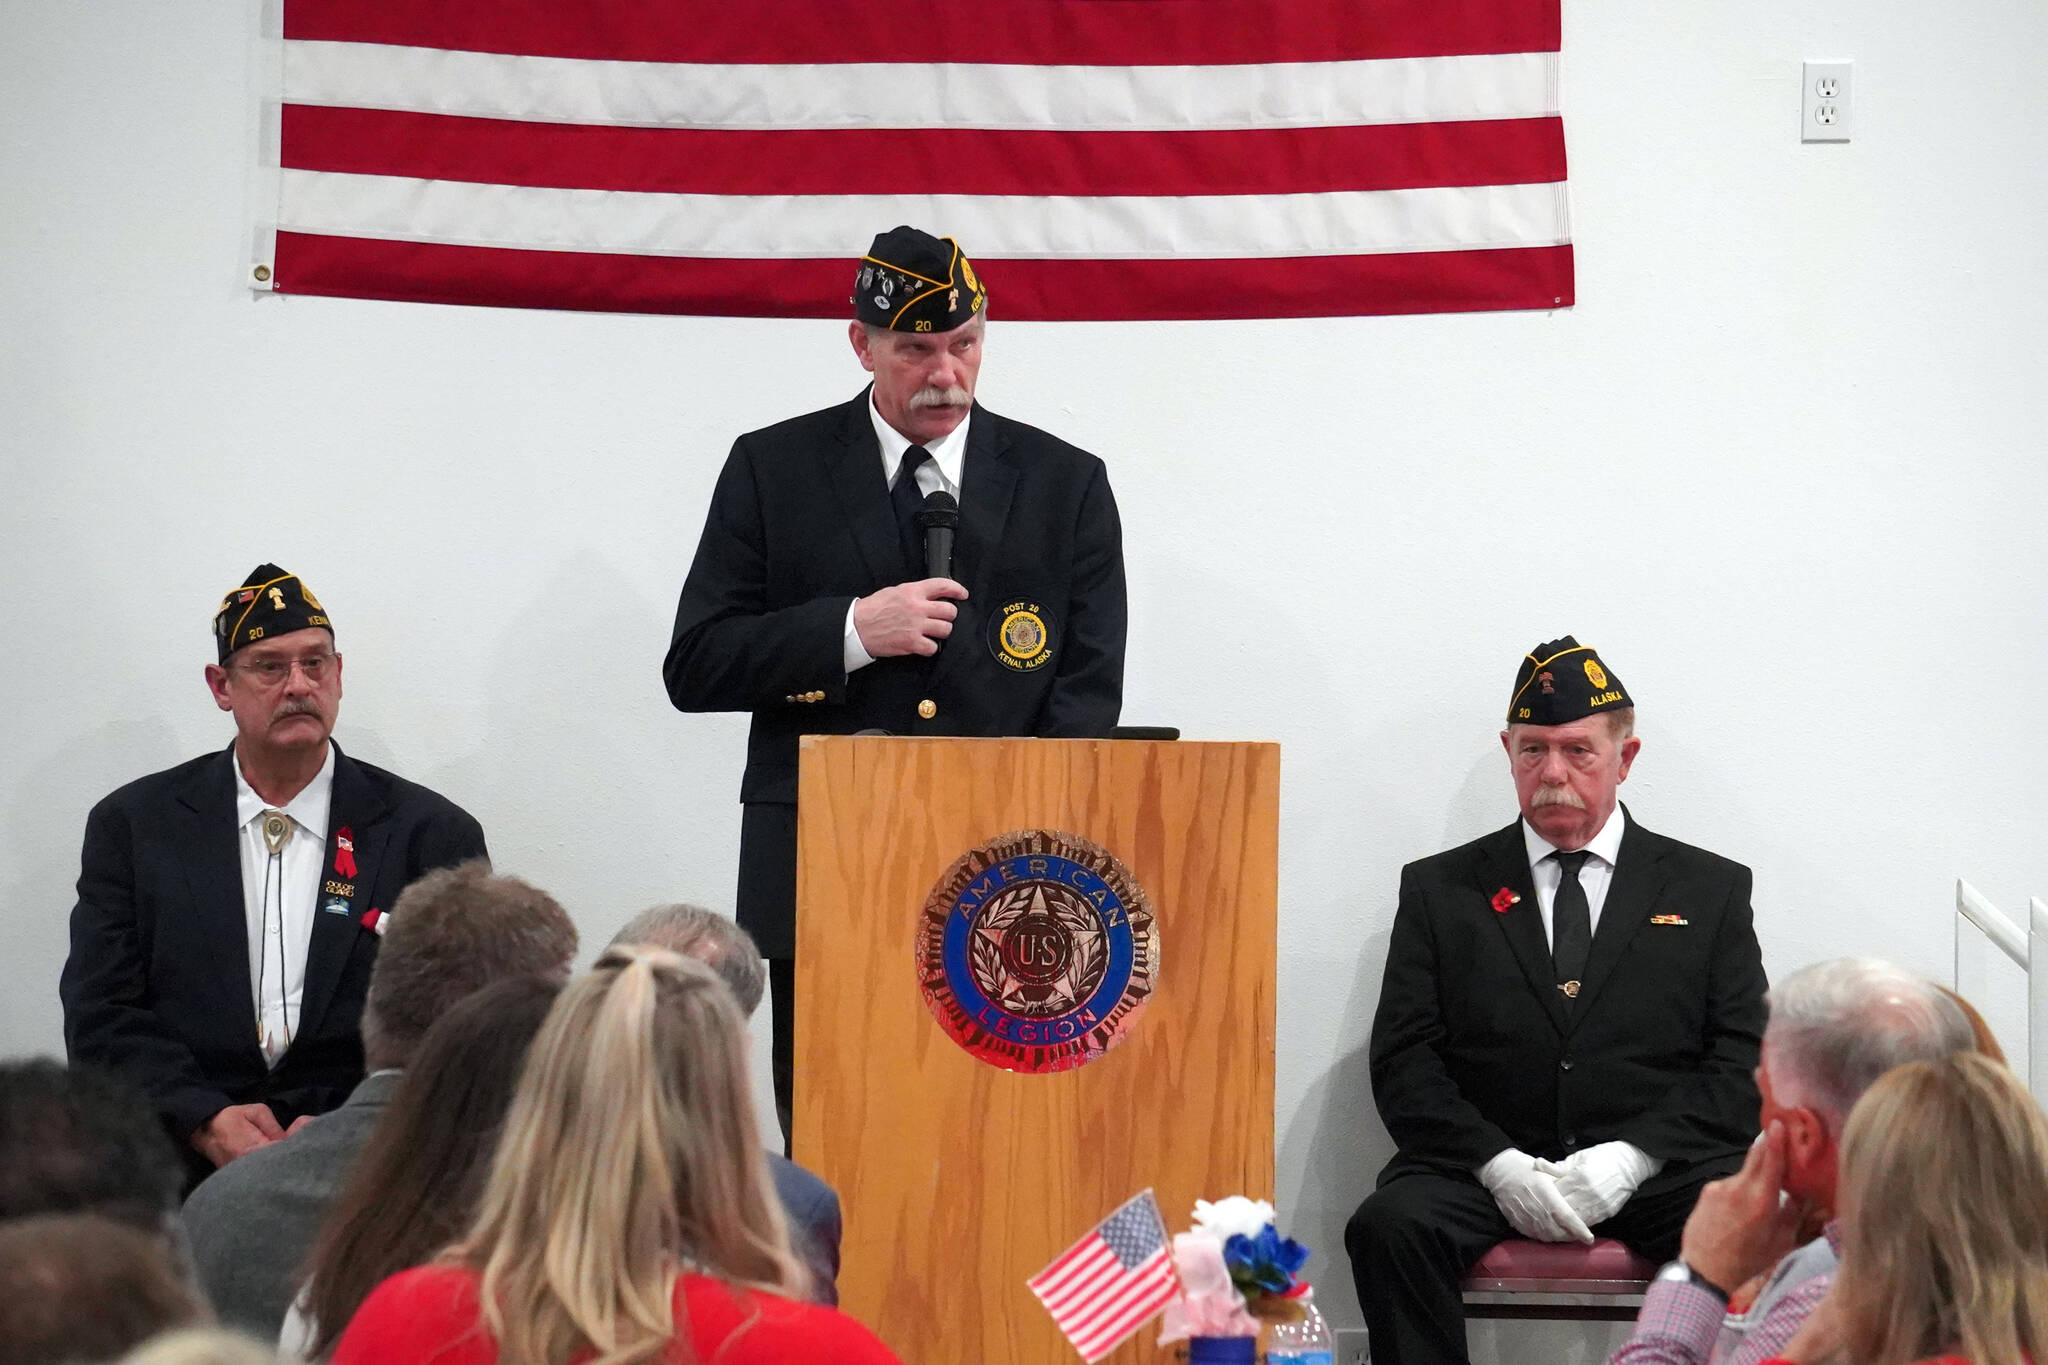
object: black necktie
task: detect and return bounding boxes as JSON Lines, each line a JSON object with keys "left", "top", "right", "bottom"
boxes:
{"left": 1551, "top": 849, "right": 1592, "bottom": 1002}
{"left": 890, "top": 445, "right": 933, "bottom": 577}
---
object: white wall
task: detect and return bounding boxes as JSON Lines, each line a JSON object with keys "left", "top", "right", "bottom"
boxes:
{"left": 4, "top": 0, "right": 2045, "bottom": 1352}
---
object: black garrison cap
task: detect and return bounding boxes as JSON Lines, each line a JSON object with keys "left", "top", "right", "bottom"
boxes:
{"left": 852, "top": 226, "right": 987, "bottom": 332}
{"left": 1507, "top": 636, "right": 1631, "bottom": 725}
{"left": 212, "top": 564, "right": 331, "bottom": 662}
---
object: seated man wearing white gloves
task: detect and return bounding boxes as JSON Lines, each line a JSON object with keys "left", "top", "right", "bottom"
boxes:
{"left": 1345, "top": 637, "right": 1768, "bottom": 1365}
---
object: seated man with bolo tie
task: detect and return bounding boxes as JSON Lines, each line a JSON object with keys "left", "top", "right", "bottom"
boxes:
{"left": 1347, "top": 637, "right": 1767, "bottom": 1365}
{"left": 61, "top": 565, "right": 488, "bottom": 1185}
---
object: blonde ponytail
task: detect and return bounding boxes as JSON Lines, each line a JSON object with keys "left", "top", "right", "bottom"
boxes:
{"left": 456, "top": 947, "right": 807, "bottom": 1365}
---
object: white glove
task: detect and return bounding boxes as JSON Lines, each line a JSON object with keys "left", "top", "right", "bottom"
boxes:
{"left": 1477, "top": 1148, "right": 1594, "bottom": 1243}
{"left": 1537, "top": 1141, "right": 1664, "bottom": 1229}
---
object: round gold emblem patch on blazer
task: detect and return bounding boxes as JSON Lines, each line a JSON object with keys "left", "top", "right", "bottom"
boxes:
{"left": 988, "top": 600, "right": 1054, "bottom": 672}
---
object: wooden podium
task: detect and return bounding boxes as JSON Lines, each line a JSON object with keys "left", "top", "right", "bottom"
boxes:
{"left": 795, "top": 736, "right": 1278, "bottom": 1365}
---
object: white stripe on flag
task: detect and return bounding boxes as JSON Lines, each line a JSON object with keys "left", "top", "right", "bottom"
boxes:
{"left": 275, "top": 171, "right": 1571, "bottom": 259}
{"left": 282, "top": 42, "right": 1561, "bottom": 131}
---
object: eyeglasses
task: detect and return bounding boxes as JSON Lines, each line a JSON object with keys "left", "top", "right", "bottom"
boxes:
{"left": 233, "top": 653, "right": 337, "bottom": 685}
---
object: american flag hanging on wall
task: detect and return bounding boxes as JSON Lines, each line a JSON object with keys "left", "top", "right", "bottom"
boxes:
{"left": 256, "top": 1, "right": 1572, "bottom": 320}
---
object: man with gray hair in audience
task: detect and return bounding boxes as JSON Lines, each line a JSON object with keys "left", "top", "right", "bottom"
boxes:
{"left": 181, "top": 861, "right": 578, "bottom": 1338}
{"left": 608, "top": 903, "right": 843, "bottom": 1304}
{"left": 1610, "top": 957, "right": 1978, "bottom": 1365}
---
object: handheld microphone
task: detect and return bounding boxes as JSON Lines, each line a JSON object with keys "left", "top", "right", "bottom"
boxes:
{"left": 917, "top": 490, "right": 960, "bottom": 582}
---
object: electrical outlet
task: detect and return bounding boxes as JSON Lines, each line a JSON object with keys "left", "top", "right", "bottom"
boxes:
{"left": 1802, "top": 60, "right": 1853, "bottom": 143}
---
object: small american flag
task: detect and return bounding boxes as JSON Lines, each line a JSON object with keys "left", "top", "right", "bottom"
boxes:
{"left": 1028, "top": 1189, "right": 1181, "bottom": 1362}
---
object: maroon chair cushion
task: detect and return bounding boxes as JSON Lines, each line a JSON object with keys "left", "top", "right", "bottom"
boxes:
{"left": 1465, "top": 1237, "right": 1658, "bottom": 1287}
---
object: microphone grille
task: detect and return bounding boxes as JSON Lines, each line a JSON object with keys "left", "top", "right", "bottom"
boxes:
{"left": 917, "top": 489, "right": 961, "bottom": 528}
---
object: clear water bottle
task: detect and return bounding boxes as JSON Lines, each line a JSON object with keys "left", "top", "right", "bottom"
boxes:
{"left": 1266, "top": 1292, "right": 1337, "bottom": 1365}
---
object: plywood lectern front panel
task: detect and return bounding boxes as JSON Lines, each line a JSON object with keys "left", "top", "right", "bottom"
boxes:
{"left": 795, "top": 736, "right": 1278, "bottom": 1365}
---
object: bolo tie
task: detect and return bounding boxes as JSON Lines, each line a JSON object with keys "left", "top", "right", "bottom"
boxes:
{"left": 256, "top": 810, "right": 295, "bottom": 1056}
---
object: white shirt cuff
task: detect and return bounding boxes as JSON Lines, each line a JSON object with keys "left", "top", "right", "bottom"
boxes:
{"left": 842, "top": 599, "right": 875, "bottom": 674}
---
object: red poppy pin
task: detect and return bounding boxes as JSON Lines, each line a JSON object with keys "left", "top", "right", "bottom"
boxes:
{"left": 334, "top": 827, "right": 357, "bottom": 879}
{"left": 1491, "top": 887, "right": 1521, "bottom": 913}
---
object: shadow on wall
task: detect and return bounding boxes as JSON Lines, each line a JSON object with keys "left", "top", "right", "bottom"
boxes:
{"left": 1279, "top": 924, "right": 1392, "bottom": 1332}
{"left": 6, "top": 716, "right": 197, "bottom": 1060}
{"left": 425, "top": 546, "right": 745, "bottom": 935}
{"left": 1276, "top": 743, "right": 1528, "bottom": 1332}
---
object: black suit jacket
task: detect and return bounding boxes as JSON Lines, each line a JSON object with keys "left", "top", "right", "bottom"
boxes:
{"left": 664, "top": 391, "right": 1126, "bottom": 955}
{"left": 61, "top": 743, "right": 487, "bottom": 1143}
{"left": 1370, "top": 810, "right": 1765, "bottom": 1184}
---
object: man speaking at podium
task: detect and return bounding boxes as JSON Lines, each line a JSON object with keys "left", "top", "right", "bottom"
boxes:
{"left": 664, "top": 226, "right": 1128, "bottom": 1137}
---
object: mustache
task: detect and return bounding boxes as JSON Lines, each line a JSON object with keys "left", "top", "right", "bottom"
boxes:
{"left": 909, "top": 385, "right": 971, "bottom": 410}
{"left": 1531, "top": 786, "right": 1586, "bottom": 810}
{"left": 275, "top": 700, "right": 324, "bottom": 719}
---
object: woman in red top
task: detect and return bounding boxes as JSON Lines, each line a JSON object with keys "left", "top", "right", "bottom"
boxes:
{"left": 331, "top": 947, "right": 901, "bottom": 1365}
{"left": 1764, "top": 1051, "right": 2048, "bottom": 1365}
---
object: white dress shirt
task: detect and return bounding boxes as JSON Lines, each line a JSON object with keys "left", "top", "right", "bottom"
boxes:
{"left": 840, "top": 394, "right": 974, "bottom": 673}
{"left": 1520, "top": 804, "right": 1626, "bottom": 949}
{"left": 233, "top": 741, "right": 334, "bottom": 1067}
{"left": 1508, "top": 803, "right": 1662, "bottom": 1190}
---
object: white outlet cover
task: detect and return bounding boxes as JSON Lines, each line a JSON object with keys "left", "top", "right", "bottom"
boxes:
{"left": 1802, "top": 60, "right": 1853, "bottom": 143}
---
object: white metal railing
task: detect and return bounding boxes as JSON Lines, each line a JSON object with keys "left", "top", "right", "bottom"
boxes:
{"left": 1953, "top": 880, "right": 2048, "bottom": 1100}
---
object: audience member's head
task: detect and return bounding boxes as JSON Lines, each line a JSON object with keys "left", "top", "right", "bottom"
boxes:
{"left": 1831, "top": 1052, "right": 2048, "bottom": 1365}
{"left": 300, "top": 975, "right": 561, "bottom": 1358}
{"left": 0, "top": 1059, "right": 182, "bottom": 1231}
{"left": 457, "top": 948, "right": 805, "bottom": 1363}
{"left": 120, "top": 1328, "right": 278, "bottom": 1365}
{"left": 359, "top": 861, "right": 578, "bottom": 1070}
{"left": 0, "top": 1213, "right": 208, "bottom": 1363}
{"left": 1757, "top": 958, "right": 1974, "bottom": 1212}
{"left": 609, "top": 903, "right": 765, "bottom": 1017}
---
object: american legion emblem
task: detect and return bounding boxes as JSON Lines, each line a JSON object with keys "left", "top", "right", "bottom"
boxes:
{"left": 987, "top": 599, "right": 1055, "bottom": 672}
{"left": 915, "top": 829, "right": 1158, "bottom": 1074}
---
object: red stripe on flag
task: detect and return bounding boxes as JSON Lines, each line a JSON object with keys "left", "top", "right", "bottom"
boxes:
{"left": 283, "top": 0, "right": 1559, "bottom": 64}
{"left": 281, "top": 107, "right": 1569, "bottom": 198}
{"left": 272, "top": 233, "right": 1575, "bottom": 320}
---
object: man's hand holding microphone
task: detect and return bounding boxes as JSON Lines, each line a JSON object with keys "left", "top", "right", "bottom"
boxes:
{"left": 852, "top": 579, "right": 968, "bottom": 658}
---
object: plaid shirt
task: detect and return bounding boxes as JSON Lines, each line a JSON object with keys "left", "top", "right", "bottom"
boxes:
{"left": 1610, "top": 1223, "right": 1842, "bottom": 1365}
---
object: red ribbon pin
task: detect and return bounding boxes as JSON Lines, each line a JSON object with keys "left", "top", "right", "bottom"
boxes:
{"left": 334, "top": 827, "right": 357, "bottom": 879}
